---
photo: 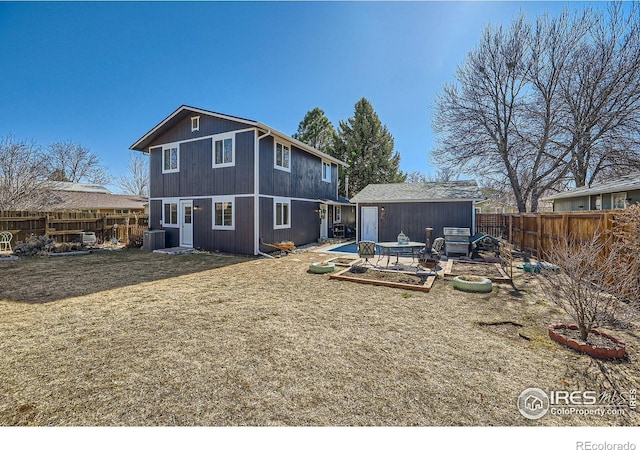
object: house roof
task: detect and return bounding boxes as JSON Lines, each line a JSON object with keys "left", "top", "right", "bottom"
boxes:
{"left": 48, "top": 191, "right": 147, "bottom": 211}
{"left": 350, "top": 180, "right": 483, "bottom": 203}
{"left": 47, "top": 181, "right": 112, "bottom": 194}
{"left": 319, "top": 196, "right": 354, "bottom": 206}
{"left": 542, "top": 172, "right": 640, "bottom": 201}
{"left": 129, "top": 105, "right": 348, "bottom": 167}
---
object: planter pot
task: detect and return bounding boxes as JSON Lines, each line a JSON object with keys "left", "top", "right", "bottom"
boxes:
{"left": 548, "top": 324, "right": 626, "bottom": 360}
{"left": 452, "top": 275, "right": 493, "bottom": 293}
{"left": 309, "top": 262, "right": 336, "bottom": 274}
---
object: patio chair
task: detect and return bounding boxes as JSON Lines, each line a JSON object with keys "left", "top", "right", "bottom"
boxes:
{"left": 357, "top": 240, "right": 377, "bottom": 267}
{"left": 432, "top": 237, "right": 445, "bottom": 257}
{"left": 0, "top": 231, "right": 12, "bottom": 253}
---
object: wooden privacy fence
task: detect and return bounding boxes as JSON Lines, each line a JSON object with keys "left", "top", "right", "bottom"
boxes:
{"left": 478, "top": 211, "right": 615, "bottom": 259}
{"left": 0, "top": 210, "right": 149, "bottom": 245}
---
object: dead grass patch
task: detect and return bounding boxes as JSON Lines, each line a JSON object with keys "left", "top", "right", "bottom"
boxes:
{"left": 0, "top": 251, "right": 638, "bottom": 426}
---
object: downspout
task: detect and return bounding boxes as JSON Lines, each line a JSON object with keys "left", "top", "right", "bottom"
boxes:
{"left": 255, "top": 129, "right": 273, "bottom": 258}
{"left": 355, "top": 202, "right": 359, "bottom": 243}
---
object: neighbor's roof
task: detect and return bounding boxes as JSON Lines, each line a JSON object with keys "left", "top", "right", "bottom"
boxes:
{"left": 350, "top": 180, "right": 483, "bottom": 203}
{"left": 129, "top": 105, "right": 348, "bottom": 167}
{"left": 542, "top": 172, "right": 640, "bottom": 201}
{"left": 48, "top": 191, "right": 147, "bottom": 211}
{"left": 48, "top": 181, "right": 112, "bottom": 194}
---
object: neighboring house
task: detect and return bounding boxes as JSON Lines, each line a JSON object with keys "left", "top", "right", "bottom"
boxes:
{"left": 542, "top": 172, "right": 640, "bottom": 212}
{"left": 350, "top": 181, "right": 483, "bottom": 243}
{"left": 474, "top": 199, "right": 519, "bottom": 214}
{"left": 130, "top": 105, "right": 347, "bottom": 254}
{"left": 47, "top": 182, "right": 147, "bottom": 214}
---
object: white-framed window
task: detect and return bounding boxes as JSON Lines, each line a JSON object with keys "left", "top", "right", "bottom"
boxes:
{"left": 162, "top": 145, "right": 179, "bottom": 173}
{"left": 333, "top": 205, "right": 342, "bottom": 223}
{"left": 322, "top": 161, "right": 331, "bottom": 182}
{"left": 213, "top": 133, "right": 235, "bottom": 168}
{"left": 612, "top": 192, "right": 627, "bottom": 209}
{"left": 594, "top": 195, "right": 602, "bottom": 210}
{"left": 191, "top": 116, "right": 200, "bottom": 132}
{"left": 162, "top": 200, "right": 179, "bottom": 227}
{"left": 274, "top": 141, "right": 291, "bottom": 172}
{"left": 212, "top": 196, "right": 234, "bottom": 230}
{"left": 274, "top": 197, "right": 291, "bottom": 229}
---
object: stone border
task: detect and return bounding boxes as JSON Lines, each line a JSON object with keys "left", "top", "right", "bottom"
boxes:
{"left": 329, "top": 267, "right": 435, "bottom": 292}
{"left": 0, "top": 255, "right": 18, "bottom": 262}
{"left": 548, "top": 323, "right": 626, "bottom": 360}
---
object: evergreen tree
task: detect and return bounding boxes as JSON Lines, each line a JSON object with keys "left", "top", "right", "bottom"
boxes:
{"left": 292, "top": 107, "right": 337, "bottom": 154}
{"left": 332, "top": 98, "right": 405, "bottom": 197}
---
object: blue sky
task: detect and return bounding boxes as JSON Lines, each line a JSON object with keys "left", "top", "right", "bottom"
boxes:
{"left": 0, "top": 1, "right": 602, "bottom": 192}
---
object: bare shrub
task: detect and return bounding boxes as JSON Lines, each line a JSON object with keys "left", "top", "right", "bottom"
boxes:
{"left": 536, "top": 232, "right": 624, "bottom": 342}
{"left": 608, "top": 204, "right": 640, "bottom": 307}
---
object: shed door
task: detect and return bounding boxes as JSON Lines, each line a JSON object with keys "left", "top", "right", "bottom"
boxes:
{"left": 361, "top": 207, "right": 378, "bottom": 242}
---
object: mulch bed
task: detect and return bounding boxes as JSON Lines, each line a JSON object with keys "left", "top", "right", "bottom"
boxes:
{"left": 553, "top": 327, "right": 620, "bottom": 349}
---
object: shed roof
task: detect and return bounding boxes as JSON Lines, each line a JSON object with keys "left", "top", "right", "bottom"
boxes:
{"left": 542, "top": 172, "right": 640, "bottom": 201}
{"left": 350, "top": 180, "right": 483, "bottom": 203}
{"left": 130, "top": 105, "right": 347, "bottom": 167}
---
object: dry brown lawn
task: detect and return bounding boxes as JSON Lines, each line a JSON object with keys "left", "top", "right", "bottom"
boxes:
{"left": 0, "top": 248, "right": 638, "bottom": 426}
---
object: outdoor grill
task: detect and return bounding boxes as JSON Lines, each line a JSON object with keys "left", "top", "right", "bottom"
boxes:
{"left": 443, "top": 227, "right": 471, "bottom": 257}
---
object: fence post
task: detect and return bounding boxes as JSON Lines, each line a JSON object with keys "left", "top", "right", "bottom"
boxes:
{"left": 536, "top": 214, "right": 542, "bottom": 258}
{"left": 508, "top": 214, "right": 513, "bottom": 248}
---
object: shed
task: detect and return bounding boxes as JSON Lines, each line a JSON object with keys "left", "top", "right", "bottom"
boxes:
{"left": 350, "top": 181, "right": 483, "bottom": 243}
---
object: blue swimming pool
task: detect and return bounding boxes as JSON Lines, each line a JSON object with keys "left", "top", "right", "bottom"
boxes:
{"left": 327, "top": 243, "right": 358, "bottom": 254}
{"left": 327, "top": 242, "right": 380, "bottom": 254}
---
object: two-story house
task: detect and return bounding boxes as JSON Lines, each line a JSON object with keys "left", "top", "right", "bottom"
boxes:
{"left": 130, "top": 105, "right": 347, "bottom": 255}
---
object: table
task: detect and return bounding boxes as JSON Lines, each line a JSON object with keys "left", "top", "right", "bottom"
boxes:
{"left": 375, "top": 241, "right": 426, "bottom": 267}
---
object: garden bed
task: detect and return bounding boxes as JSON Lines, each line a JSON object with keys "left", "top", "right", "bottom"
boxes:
{"left": 329, "top": 266, "right": 435, "bottom": 291}
{"left": 324, "top": 256, "right": 362, "bottom": 267}
{"left": 443, "top": 260, "right": 511, "bottom": 282}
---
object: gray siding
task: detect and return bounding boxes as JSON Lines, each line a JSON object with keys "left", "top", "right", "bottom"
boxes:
{"left": 149, "top": 114, "right": 253, "bottom": 148}
{"left": 150, "top": 130, "right": 254, "bottom": 198}
{"left": 191, "top": 197, "right": 254, "bottom": 255}
{"left": 358, "top": 201, "right": 473, "bottom": 243}
{"left": 552, "top": 196, "right": 591, "bottom": 212}
{"left": 258, "top": 197, "right": 319, "bottom": 252}
{"left": 259, "top": 136, "right": 338, "bottom": 200}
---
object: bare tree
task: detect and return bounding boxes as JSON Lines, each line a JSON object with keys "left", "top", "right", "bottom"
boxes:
{"left": 560, "top": 3, "right": 640, "bottom": 186}
{"left": 537, "top": 232, "right": 625, "bottom": 342}
{"left": 432, "top": 3, "right": 640, "bottom": 211}
{"left": 0, "top": 135, "right": 53, "bottom": 210}
{"left": 432, "top": 16, "right": 534, "bottom": 212}
{"left": 46, "top": 141, "right": 111, "bottom": 185}
{"left": 116, "top": 154, "right": 149, "bottom": 197}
